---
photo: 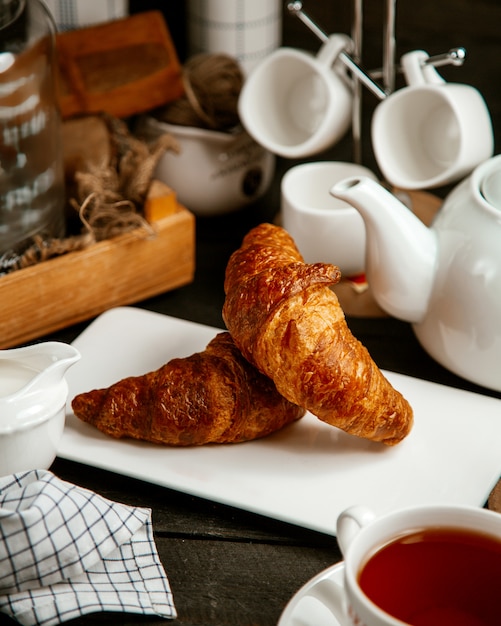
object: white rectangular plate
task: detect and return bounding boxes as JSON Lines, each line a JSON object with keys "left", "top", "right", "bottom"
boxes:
{"left": 60, "top": 307, "right": 501, "bottom": 536}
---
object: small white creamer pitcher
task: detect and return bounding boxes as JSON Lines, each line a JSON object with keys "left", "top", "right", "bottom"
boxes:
{"left": 0, "top": 341, "right": 80, "bottom": 476}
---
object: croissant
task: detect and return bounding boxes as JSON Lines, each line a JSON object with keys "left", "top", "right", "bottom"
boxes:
{"left": 72, "top": 331, "right": 305, "bottom": 446}
{"left": 222, "top": 223, "right": 413, "bottom": 445}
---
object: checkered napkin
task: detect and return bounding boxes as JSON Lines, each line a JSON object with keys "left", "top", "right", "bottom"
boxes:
{"left": 0, "top": 470, "right": 177, "bottom": 625}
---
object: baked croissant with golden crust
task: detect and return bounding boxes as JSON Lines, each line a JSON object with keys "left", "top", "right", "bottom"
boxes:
{"left": 222, "top": 223, "right": 413, "bottom": 445}
{"left": 72, "top": 331, "right": 305, "bottom": 445}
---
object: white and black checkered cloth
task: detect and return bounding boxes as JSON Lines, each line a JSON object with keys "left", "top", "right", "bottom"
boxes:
{"left": 0, "top": 470, "right": 176, "bottom": 625}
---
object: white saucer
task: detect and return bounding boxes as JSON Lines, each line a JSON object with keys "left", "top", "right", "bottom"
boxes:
{"left": 278, "top": 561, "right": 345, "bottom": 626}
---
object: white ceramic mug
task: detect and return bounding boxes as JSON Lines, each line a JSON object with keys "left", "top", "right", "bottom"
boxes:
{"left": 285, "top": 504, "right": 501, "bottom": 625}
{"left": 238, "top": 35, "right": 354, "bottom": 159}
{"left": 281, "top": 161, "right": 377, "bottom": 276}
{"left": 371, "top": 50, "right": 494, "bottom": 190}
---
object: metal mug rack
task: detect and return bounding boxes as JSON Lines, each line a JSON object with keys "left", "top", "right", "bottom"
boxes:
{"left": 287, "top": 1, "right": 466, "bottom": 162}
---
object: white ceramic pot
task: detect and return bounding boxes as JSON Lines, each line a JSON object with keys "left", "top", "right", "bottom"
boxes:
{"left": 138, "top": 117, "right": 275, "bottom": 216}
{"left": 331, "top": 154, "right": 501, "bottom": 392}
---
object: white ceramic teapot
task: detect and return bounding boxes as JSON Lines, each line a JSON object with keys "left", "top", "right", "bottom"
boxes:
{"left": 331, "top": 155, "right": 501, "bottom": 392}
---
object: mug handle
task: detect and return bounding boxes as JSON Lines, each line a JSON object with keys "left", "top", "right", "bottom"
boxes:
{"left": 317, "top": 33, "right": 353, "bottom": 70}
{"left": 401, "top": 49, "right": 445, "bottom": 87}
{"left": 336, "top": 505, "right": 376, "bottom": 556}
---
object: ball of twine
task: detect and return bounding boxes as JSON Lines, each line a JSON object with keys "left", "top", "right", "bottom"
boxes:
{"left": 157, "top": 53, "right": 244, "bottom": 131}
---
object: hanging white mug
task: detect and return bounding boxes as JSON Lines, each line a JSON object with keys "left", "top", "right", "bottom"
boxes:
{"left": 238, "top": 34, "right": 354, "bottom": 159}
{"left": 371, "top": 49, "right": 494, "bottom": 190}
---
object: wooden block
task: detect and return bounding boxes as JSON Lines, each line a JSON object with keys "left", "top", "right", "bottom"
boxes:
{"left": 144, "top": 180, "right": 178, "bottom": 222}
{"left": 56, "top": 11, "right": 184, "bottom": 119}
{"left": 0, "top": 205, "right": 195, "bottom": 349}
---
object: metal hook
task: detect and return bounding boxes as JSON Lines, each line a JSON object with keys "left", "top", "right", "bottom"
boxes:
{"left": 351, "top": 0, "right": 363, "bottom": 164}
{"left": 370, "top": 47, "right": 467, "bottom": 80}
{"left": 427, "top": 47, "right": 467, "bottom": 67}
{"left": 287, "top": 1, "right": 329, "bottom": 43}
{"left": 382, "top": 0, "right": 396, "bottom": 93}
{"left": 287, "top": 2, "right": 467, "bottom": 97}
{"left": 287, "top": 1, "right": 387, "bottom": 100}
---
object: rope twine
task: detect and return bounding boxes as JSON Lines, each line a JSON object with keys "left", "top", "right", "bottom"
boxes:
{"left": 157, "top": 53, "right": 244, "bottom": 131}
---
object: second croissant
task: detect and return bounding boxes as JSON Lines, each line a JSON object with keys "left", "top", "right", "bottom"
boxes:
{"left": 72, "top": 332, "right": 305, "bottom": 445}
{"left": 223, "top": 223, "right": 413, "bottom": 446}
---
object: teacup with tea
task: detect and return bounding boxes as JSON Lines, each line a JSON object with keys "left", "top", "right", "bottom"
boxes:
{"left": 298, "top": 504, "right": 501, "bottom": 625}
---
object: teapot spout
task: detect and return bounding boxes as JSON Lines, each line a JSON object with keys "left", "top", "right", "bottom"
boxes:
{"left": 330, "top": 176, "right": 437, "bottom": 323}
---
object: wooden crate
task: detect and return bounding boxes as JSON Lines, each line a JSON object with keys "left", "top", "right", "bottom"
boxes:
{"left": 0, "top": 204, "right": 195, "bottom": 348}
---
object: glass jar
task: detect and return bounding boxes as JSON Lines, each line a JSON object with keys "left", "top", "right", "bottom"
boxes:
{"left": 0, "top": 0, "right": 65, "bottom": 257}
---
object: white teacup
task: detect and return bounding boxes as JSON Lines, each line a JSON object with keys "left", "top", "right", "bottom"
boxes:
{"left": 290, "top": 504, "right": 501, "bottom": 625}
{"left": 372, "top": 50, "right": 494, "bottom": 190}
{"left": 281, "top": 161, "right": 377, "bottom": 276}
{"left": 238, "top": 34, "right": 353, "bottom": 159}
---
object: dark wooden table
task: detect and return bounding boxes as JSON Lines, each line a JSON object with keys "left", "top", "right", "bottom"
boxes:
{"left": 3, "top": 2, "right": 501, "bottom": 624}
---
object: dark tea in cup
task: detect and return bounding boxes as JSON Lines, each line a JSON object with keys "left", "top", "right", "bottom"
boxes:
{"left": 358, "top": 526, "right": 501, "bottom": 626}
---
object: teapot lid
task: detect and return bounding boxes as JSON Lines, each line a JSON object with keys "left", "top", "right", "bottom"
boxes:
{"left": 473, "top": 154, "right": 501, "bottom": 215}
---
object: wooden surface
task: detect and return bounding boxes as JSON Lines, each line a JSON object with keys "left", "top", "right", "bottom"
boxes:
{"left": 1, "top": 2, "right": 500, "bottom": 625}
